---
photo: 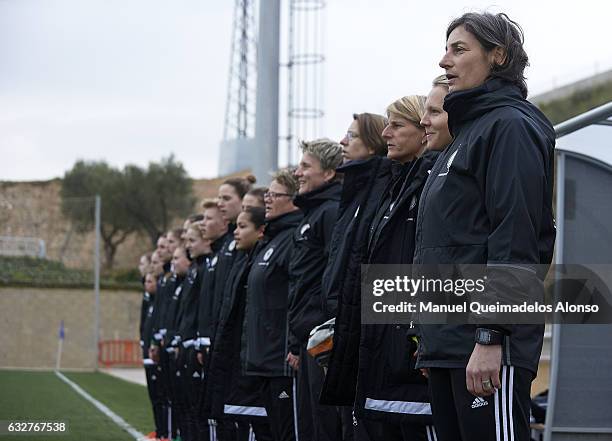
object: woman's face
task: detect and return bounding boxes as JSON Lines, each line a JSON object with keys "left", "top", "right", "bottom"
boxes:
{"left": 150, "top": 252, "right": 164, "bottom": 276}
{"left": 421, "top": 86, "right": 453, "bottom": 151}
{"left": 242, "top": 194, "right": 263, "bottom": 211}
{"left": 138, "top": 255, "right": 149, "bottom": 277}
{"left": 185, "top": 228, "right": 211, "bottom": 258}
{"left": 144, "top": 273, "right": 157, "bottom": 294}
{"left": 181, "top": 220, "right": 190, "bottom": 240}
{"left": 171, "top": 248, "right": 191, "bottom": 276}
{"left": 234, "top": 211, "right": 263, "bottom": 251}
{"left": 294, "top": 153, "right": 334, "bottom": 194}
{"left": 382, "top": 114, "right": 426, "bottom": 163}
{"left": 218, "top": 184, "right": 243, "bottom": 222}
{"left": 156, "top": 237, "right": 171, "bottom": 263}
{"left": 340, "top": 120, "right": 372, "bottom": 162}
{"left": 264, "top": 180, "right": 295, "bottom": 219}
{"left": 166, "top": 232, "right": 181, "bottom": 255}
{"left": 439, "top": 25, "right": 495, "bottom": 93}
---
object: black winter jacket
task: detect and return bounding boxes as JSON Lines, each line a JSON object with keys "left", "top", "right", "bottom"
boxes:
{"left": 288, "top": 181, "right": 341, "bottom": 352}
{"left": 242, "top": 210, "right": 303, "bottom": 377}
{"left": 140, "top": 291, "right": 156, "bottom": 358}
{"left": 196, "top": 230, "right": 235, "bottom": 348}
{"left": 413, "top": 79, "right": 556, "bottom": 374}
{"left": 207, "top": 251, "right": 268, "bottom": 421}
{"left": 175, "top": 255, "right": 207, "bottom": 347}
{"left": 151, "top": 270, "right": 178, "bottom": 346}
{"left": 319, "top": 156, "right": 393, "bottom": 406}
{"left": 161, "top": 274, "right": 186, "bottom": 348}
{"left": 354, "top": 152, "right": 439, "bottom": 425}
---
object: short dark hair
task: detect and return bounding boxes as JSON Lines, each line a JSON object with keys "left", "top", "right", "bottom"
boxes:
{"left": 241, "top": 206, "right": 266, "bottom": 229}
{"left": 223, "top": 175, "right": 257, "bottom": 198}
{"left": 168, "top": 228, "right": 184, "bottom": 244}
{"left": 446, "top": 12, "right": 529, "bottom": 98}
{"left": 187, "top": 213, "right": 204, "bottom": 223}
{"left": 353, "top": 113, "right": 388, "bottom": 157}
{"left": 245, "top": 187, "right": 267, "bottom": 207}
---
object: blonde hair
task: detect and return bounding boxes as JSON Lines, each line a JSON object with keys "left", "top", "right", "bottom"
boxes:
{"left": 200, "top": 198, "right": 219, "bottom": 211}
{"left": 271, "top": 168, "right": 299, "bottom": 196}
{"left": 386, "top": 95, "right": 427, "bottom": 126}
{"left": 432, "top": 74, "right": 450, "bottom": 89}
{"left": 299, "top": 138, "right": 343, "bottom": 171}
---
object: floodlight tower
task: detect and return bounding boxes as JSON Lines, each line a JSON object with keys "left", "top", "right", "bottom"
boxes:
{"left": 218, "top": 0, "right": 258, "bottom": 177}
{"left": 284, "top": 0, "right": 326, "bottom": 166}
{"left": 219, "top": 0, "right": 326, "bottom": 178}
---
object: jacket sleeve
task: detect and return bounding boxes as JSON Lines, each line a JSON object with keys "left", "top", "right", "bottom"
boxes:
{"left": 481, "top": 116, "right": 551, "bottom": 335}
{"left": 288, "top": 202, "right": 339, "bottom": 346}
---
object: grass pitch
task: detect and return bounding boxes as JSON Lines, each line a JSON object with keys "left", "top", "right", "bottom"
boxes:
{"left": 0, "top": 370, "right": 153, "bottom": 441}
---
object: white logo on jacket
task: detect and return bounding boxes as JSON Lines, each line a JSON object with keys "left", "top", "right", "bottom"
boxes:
{"left": 209, "top": 255, "right": 218, "bottom": 268}
{"left": 228, "top": 240, "right": 236, "bottom": 252}
{"left": 438, "top": 144, "right": 460, "bottom": 177}
{"left": 263, "top": 248, "right": 274, "bottom": 261}
{"left": 300, "top": 223, "right": 311, "bottom": 236}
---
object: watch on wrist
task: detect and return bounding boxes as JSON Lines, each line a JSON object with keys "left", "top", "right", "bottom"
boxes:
{"left": 475, "top": 328, "right": 504, "bottom": 345}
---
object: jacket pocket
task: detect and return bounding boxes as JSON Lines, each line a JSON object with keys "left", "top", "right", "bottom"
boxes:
{"left": 383, "top": 325, "right": 421, "bottom": 385}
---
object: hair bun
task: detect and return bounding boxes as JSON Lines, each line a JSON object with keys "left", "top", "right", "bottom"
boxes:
{"left": 246, "top": 174, "right": 257, "bottom": 184}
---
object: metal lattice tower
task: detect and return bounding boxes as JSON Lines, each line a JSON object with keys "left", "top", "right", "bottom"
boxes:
{"left": 222, "top": 0, "right": 258, "bottom": 141}
{"left": 285, "top": 0, "right": 326, "bottom": 166}
{"left": 218, "top": 0, "right": 326, "bottom": 176}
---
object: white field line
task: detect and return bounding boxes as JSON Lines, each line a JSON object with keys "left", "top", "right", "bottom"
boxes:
{"left": 54, "top": 370, "right": 145, "bottom": 440}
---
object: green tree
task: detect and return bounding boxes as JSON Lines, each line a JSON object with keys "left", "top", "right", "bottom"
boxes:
{"left": 61, "top": 161, "right": 135, "bottom": 269}
{"left": 121, "top": 155, "right": 195, "bottom": 247}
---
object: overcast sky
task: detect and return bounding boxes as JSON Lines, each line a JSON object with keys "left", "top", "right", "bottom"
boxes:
{"left": 1, "top": 0, "right": 611, "bottom": 181}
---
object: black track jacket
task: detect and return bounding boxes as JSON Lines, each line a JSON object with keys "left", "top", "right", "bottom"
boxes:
{"left": 287, "top": 181, "right": 341, "bottom": 352}
{"left": 319, "top": 156, "right": 393, "bottom": 405}
{"left": 354, "top": 152, "right": 439, "bottom": 425}
{"left": 242, "top": 210, "right": 303, "bottom": 377}
{"left": 413, "top": 79, "right": 556, "bottom": 374}
{"left": 196, "top": 230, "right": 234, "bottom": 349}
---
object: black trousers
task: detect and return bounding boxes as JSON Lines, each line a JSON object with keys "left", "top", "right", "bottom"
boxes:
{"left": 253, "top": 376, "right": 296, "bottom": 441}
{"left": 145, "top": 362, "right": 169, "bottom": 438}
{"left": 428, "top": 366, "right": 533, "bottom": 441}
{"left": 160, "top": 347, "right": 178, "bottom": 439}
{"left": 298, "top": 346, "right": 349, "bottom": 441}
{"left": 168, "top": 348, "right": 188, "bottom": 439}
{"left": 179, "top": 347, "right": 212, "bottom": 441}
{"left": 359, "top": 418, "right": 432, "bottom": 441}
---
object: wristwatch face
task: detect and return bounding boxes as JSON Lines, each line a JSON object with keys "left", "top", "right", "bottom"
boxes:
{"left": 476, "top": 328, "right": 502, "bottom": 345}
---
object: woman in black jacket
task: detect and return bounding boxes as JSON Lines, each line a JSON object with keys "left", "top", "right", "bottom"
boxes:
{"left": 242, "top": 169, "right": 302, "bottom": 441}
{"left": 413, "top": 12, "right": 555, "bottom": 441}
{"left": 317, "top": 113, "right": 390, "bottom": 439}
{"left": 207, "top": 207, "right": 273, "bottom": 441}
{"left": 355, "top": 95, "right": 438, "bottom": 441}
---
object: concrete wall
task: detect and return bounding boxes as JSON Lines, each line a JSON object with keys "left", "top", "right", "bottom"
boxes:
{"left": 0, "top": 287, "right": 142, "bottom": 370}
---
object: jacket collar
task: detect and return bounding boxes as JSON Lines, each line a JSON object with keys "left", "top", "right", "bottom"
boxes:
{"left": 444, "top": 78, "right": 524, "bottom": 137}
{"left": 264, "top": 210, "right": 303, "bottom": 239}
{"left": 211, "top": 230, "right": 232, "bottom": 253}
{"left": 293, "top": 181, "right": 341, "bottom": 214}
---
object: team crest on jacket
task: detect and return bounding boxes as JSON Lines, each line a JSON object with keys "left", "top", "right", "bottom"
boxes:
{"left": 173, "top": 285, "right": 182, "bottom": 299}
{"left": 439, "top": 144, "right": 460, "bottom": 177}
{"left": 189, "top": 266, "right": 198, "bottom": 281}
{"left": 228, "top": 240, "right": 236, "bottom": 251}
{"left": 300, "top": 223, "right": 311, "bottom": 236}
{"left": 263, "top": 248, "right": 274, "bottom": 261}
{"left": 210, "top": 255, "right": 218, "bottom": 268}
{"left": 409, "top": 195, "right": 417, "bottom": 210}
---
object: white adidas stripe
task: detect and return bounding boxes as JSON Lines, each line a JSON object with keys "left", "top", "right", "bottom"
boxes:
{"left": 494, "top": 365, "right": 516, "bottom": 441}
{"left": 494, "top": 384, "right": 501, "bottom": 441}
{"left": 509, "top": 366, "right": 515, "bottom": 441}
{"left": 292, "top": 376, "right": 300, "bottom": 441}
